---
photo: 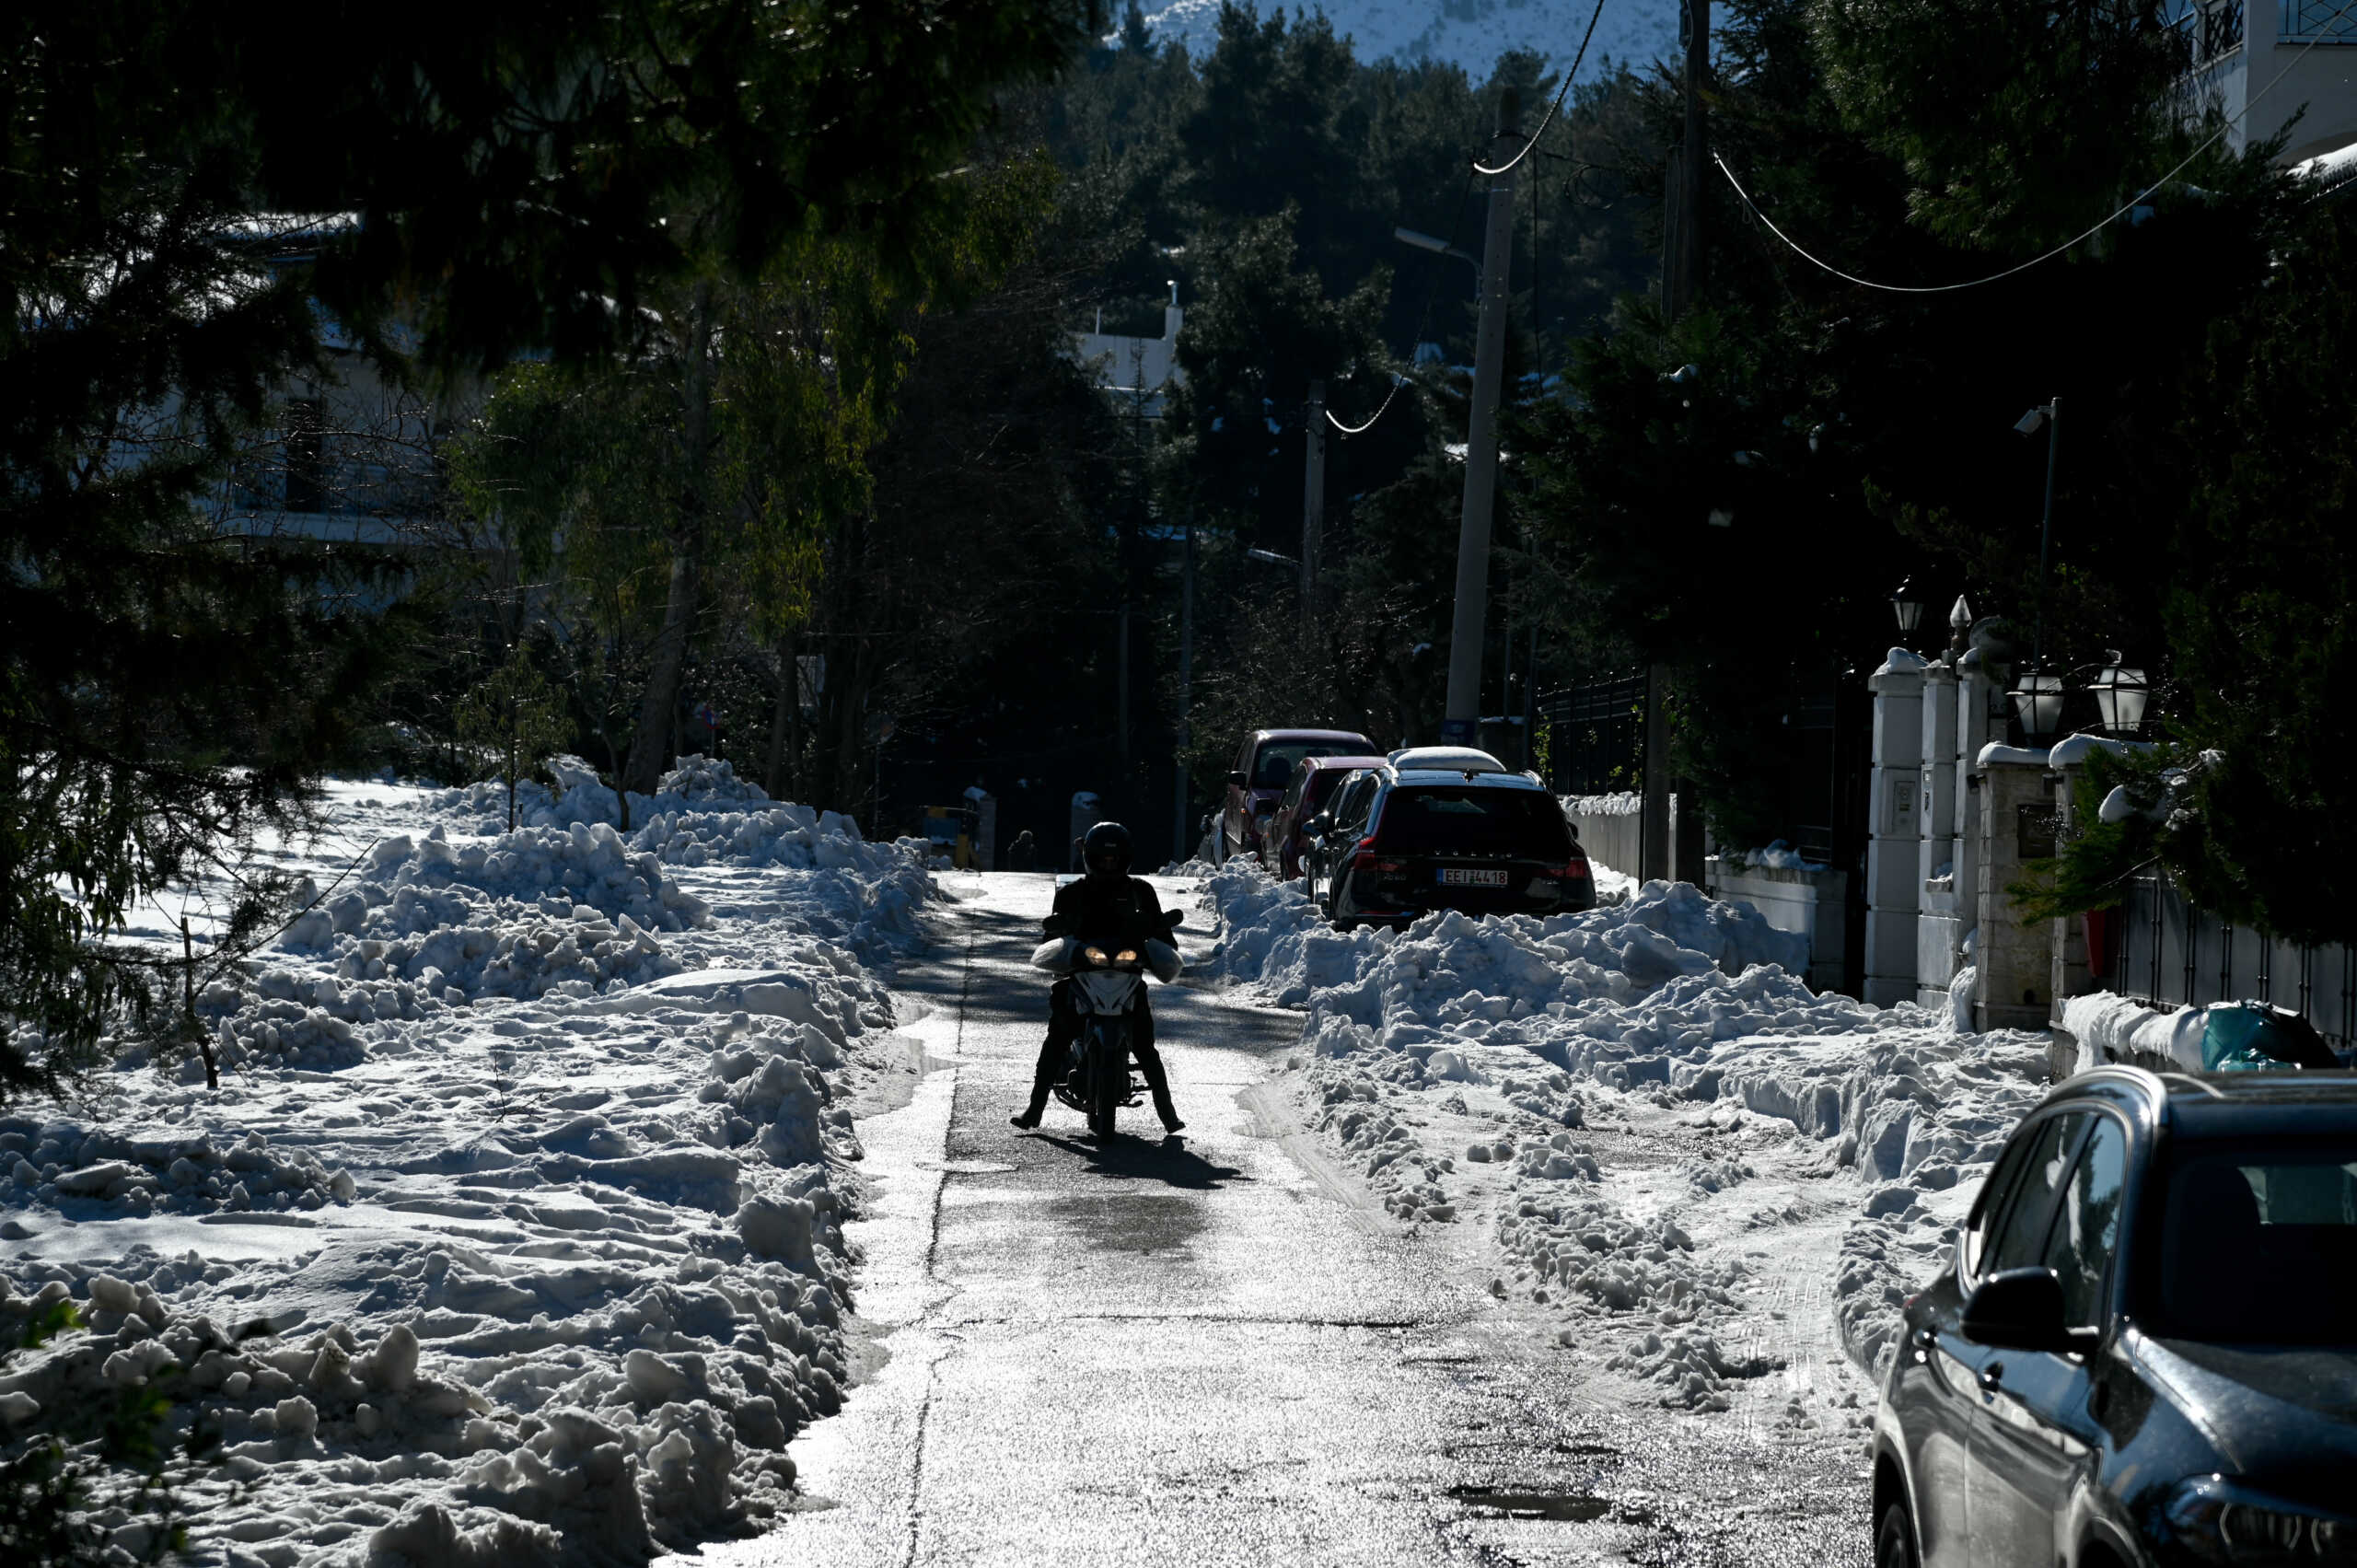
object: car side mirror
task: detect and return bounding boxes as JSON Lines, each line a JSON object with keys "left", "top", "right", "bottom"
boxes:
{"left": 1307, "top": 813, "right": 1334, "bottom": 837}
{"left": 1960, "top": 1268, "right": 2096, "bottom": 1353}
{"left": 1226, "top": 771, "right": 1248, "bottom": 788}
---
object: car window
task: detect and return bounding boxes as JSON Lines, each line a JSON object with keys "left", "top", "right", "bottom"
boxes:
{"left": 1963, "top": 1135, "right": 2037, "bottom": 1280}
{"left": 1370, "top": 786, "right": 1573, "bottom": 856}
{"left": 2040, "top": 1115, "right": 2128, "bottom": 1329}
{"left": 1278, "top": 766, "right": 1309, "bottom": 815}
{"left": 2156, "top": 1139, "right": 2357, "bottom": 1344}
{"left": 1983, "top": 1112, "right": 2088, "bottom": 1278}
{"left": 1253, "top": 741, "right": 1364, "bottom": 789}
{"left": 1304, "top": 769, "right": 1349, "bottom": 813}
{"left": 1334, "top": 780, "right": 1374, "bottom": 830}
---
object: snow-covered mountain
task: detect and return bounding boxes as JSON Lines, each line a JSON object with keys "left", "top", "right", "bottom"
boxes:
{"left": 1130, "top": 0, "right": 1679, "bottom": 81}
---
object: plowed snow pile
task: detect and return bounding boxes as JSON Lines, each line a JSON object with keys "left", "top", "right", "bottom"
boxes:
{"left": 2, "top": 759, "right": 934, "bottom": 1565}
{"left": 1198, "top": 861, "right": 2049, "bottom": 1411}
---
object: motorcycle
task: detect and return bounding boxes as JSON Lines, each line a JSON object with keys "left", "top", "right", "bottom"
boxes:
{"left": 1030, "top": 913, "right": 1183, "bottom": 1140}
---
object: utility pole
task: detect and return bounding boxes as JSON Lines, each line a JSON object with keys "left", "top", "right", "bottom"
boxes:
{"left": 1442, "top": 87, "right": 1520, "bottom": 747}
{"left": 1118, "top": 600, "right": 1131, "bottom": 775}
{"left": 1644, "top": 0, "right": 1709, "bottom": 885}
{"left": 1171, "top": 513, "right": 1195, "bottom": 865}
{"left": 2031, "top": 394, "right": 2061, "bottom": 679}
{"left": 1302, "top": 379, "right": 1325, "bottom": 609}
{"left": 1664, "top": 0, "right": 1710, "bottom": 322}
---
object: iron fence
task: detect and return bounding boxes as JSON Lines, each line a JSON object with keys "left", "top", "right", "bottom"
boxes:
{"left": 2106, "top": 873, "right": 2357, "bottom": 1053}
{"left": 1535, "top": 672, "right": 1646, "bottom": 796}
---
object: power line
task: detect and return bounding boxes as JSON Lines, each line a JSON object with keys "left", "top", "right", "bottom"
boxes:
{"left": 1714, "top": 1, "right": 2357, "bottom": 296}
{"left": 1474, "top": 0, "right": 1612, "bottom": 177}
{"left": 1331, "top": 0, "right": 1612, "bottom": 435}
{"left": 1328, "top": 165, "right": 1477, "bottom": 436}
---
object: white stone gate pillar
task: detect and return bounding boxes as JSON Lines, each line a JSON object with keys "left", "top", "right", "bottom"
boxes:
{"left": 1864, "top": 651, "right": 1926, "bottom": 1005}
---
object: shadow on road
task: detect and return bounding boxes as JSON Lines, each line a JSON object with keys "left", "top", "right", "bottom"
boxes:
{"left": 1026, "top": 1132, "right": 1246, "bottom": 1191}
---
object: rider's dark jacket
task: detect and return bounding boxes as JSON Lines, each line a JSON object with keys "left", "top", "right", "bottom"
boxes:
{"left": 1044, "top": 871, "right": 1167, "bottom": 949}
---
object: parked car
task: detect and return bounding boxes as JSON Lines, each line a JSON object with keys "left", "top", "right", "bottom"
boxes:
{"left": 1302, "top": 768, "right": 1381, "bottom": 910}
{"left": 1871, "top": 1065, "right": 2357, "bottom": 1568}
{"left": 1261, "top": 753, "right": 1387, "bottom": 879}
{"left": 1306, "top": 761, "right": 1593, "bottom": 927}
{"left": 1217, "top": 727, "right": 1376, "bottom": 865}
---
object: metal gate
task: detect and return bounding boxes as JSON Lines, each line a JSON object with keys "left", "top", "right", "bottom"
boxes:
{"left": 1535, "top": 671, "right": 1646, "bottom": 796}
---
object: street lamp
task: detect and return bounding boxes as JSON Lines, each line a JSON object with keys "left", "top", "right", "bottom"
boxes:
{"left": 2087, "top": 653, "right": 2149, "bottom": 735}
{"left": 1394, "top": 226, "right": 1481, "bottom": 290}
{"left": 2009, "top": 670, "right": 2065, "bottom": 739}
{"left": 1890, "top": 577, "right": 1923, "bottom": 638}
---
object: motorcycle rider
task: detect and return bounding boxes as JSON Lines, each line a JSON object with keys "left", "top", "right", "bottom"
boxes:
{"left": 1009, "top": 820, "right": 1185, "bottom": 1134}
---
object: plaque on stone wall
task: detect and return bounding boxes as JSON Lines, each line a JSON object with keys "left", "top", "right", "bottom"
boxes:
{"left": 2016, "top": 803, "right": 2058, "bottom": 860}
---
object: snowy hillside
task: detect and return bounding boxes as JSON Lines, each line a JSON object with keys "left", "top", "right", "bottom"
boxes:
{"left": 1132, "top": 0, "right": 1679, "bottom": 79}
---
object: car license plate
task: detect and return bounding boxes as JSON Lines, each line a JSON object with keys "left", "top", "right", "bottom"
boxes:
{"left": 1438, "top": 867, "right": 1509, "bottom": 888}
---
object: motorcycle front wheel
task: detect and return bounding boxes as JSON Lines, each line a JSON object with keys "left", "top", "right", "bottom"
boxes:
{"left": 1087, "top": 1023, "right": 1123, "bottom": 1140}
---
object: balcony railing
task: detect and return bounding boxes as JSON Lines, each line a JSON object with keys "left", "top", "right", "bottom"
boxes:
{"left": 2174, "top": 0, "right": 2246, "bottom": 64}
{"left": 2281, "top": 0, "right": 2357, "bottom": 40}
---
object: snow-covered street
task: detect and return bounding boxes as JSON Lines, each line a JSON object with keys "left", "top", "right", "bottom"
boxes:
{"left": 668, "top": 869, "right": 1902, "bottom": 1567}
{"left": 3, "top": 782, "right": 2058, "bottom": 1564}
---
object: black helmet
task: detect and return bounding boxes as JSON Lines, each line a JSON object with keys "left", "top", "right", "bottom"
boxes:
{"left": 1082, "top": 820, "right": 1133, "bottom": 875}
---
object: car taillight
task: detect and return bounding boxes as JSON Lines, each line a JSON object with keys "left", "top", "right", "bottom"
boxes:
{"left": 1348, "top": 838, "right": 1402, "bottom": 873}
{"left": 1548, "top": 861, "right": 1592, "bottom": 881}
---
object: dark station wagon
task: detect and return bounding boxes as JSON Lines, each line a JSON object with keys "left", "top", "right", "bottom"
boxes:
{"left": 1873, "top": 1066, "right": 2357, "bottom": 1568}
{"left": 1305, "top": 760, "right": 1595, "bottom": 927}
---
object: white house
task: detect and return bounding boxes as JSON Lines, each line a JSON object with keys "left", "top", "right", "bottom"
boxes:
{"left": 1069, "top": 283, "right": 1186, "bottom": 419}
{"left": 2180, "top": 0, "right": 2357, "bottom": 164}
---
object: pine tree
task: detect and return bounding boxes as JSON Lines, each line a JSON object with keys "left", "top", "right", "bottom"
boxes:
{"left": 0, "top": 1, "right": 1098, "bottom": 1101}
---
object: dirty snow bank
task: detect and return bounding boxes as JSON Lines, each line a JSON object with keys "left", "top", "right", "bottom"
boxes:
{"left": 2, "top": 778, "right": 934, "bottom": 1565}
{"left": 1202, "top": 860, "right": 2049, "bottom": 1404}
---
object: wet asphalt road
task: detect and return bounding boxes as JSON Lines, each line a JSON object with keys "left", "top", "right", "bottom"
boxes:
{"left": 677, "top": 872, "right": 1869, "bottom": 1568}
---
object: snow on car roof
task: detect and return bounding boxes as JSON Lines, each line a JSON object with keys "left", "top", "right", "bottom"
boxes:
{"left": 1389, "top": 767, "right": 1548, "bottom": 790}
{"left": 1387, "top": 746, "right": 1506, "bottom": 772}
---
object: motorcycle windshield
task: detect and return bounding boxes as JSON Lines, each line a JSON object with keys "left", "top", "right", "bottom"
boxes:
{"left": 1072, "top": 970, "right": 1144, "bottom": 1015}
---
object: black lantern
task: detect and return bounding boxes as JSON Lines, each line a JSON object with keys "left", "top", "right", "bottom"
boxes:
{"left": 2088, "top": 653, "right": 2149, "bottom": 734}
{"left": 2009, "top": 668, "right": 2065, "bottom": 739}
{"left": 1890, "top": 577, "right": 1923, "bottom": 635}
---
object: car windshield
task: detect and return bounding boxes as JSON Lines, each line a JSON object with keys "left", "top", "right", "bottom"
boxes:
{"left": 1373, "top": 787, "right": 1573, "bottom": 856}
{"left": 1301, "top": 769, "right": 1352, "bottom": 813}
{"left": 1254, "top": 741, "right": 1365, "bottom": 788}
{"left": 2153, "top": 1138, "right": 2357, "bottom": 1344}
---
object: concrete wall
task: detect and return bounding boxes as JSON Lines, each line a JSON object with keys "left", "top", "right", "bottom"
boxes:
{"left": 1711, "top": 860, "right": 1851, "bottom": 993}
{"left": 1561, "top": 794, "right": 1677, "bottom": 881}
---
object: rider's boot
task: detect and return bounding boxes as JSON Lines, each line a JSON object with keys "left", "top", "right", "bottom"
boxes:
{"left": 1010, "top": 1035, "right": 1062, "bottom": 1129}
{"left": 1134, "top": 1044, "right": 1184, "bottom": 1132}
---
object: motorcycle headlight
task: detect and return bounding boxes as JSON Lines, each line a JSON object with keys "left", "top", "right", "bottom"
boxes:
{"left": 1115, "top": 948, "right": 1138, "bottom": 963}
{"left": 1083, "top": 947, "right": 1109, "bottom": 967}
{"left": 2165, "top": 1476, "right": 2357, "bottom": 1563}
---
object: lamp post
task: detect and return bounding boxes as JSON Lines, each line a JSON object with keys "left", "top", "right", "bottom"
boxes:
{"left": 2087, "top": 653, "right": 2149, "bottom": 736}
{"left": 2014, "top": 397, "right": 2061, "bottom": 679}
{"left": 1890, "top": 577, "right": 1923, "bottom": 644}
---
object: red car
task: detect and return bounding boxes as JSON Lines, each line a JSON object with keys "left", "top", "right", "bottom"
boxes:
{"left": 1217, "top": 727, "right": 1376, "bottom": 865}
{"left": 1261, "top": 754, "right": 1386, "bottom": 879}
